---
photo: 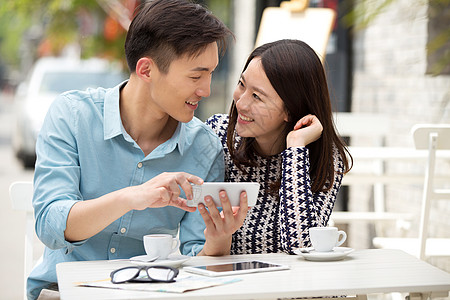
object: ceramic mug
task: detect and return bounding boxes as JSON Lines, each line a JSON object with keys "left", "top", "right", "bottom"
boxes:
{"left": 143, "top": 234, "right": 180, "bottom": 260}
{"left": 309, "top": 227, "right": 347, "bottom": 252}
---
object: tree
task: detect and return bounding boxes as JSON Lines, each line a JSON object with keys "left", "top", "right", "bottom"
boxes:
{"left": 342, "top": 0, "right": 450, "bottom": 76}
{"left": 0, "top": 0, "right": 134, "bottom": 70}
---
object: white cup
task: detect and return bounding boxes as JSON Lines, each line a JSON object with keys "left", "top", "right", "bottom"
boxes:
{"left": 143, "top": 234, "right": 180, "bottom": 260}
{"left": 309, "top": 227, "right": 347, "bottom": 252}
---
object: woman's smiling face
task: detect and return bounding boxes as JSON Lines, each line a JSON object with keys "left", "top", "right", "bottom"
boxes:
{"left": 233, "top": 57, "right": 288, "bottom": 154}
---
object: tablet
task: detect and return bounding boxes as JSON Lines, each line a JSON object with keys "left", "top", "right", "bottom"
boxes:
{"left": 183, "top": 261, "right": 289, "bottom": 277}
{"left": 187, "top": 182, "right": 260, "bottom": 207}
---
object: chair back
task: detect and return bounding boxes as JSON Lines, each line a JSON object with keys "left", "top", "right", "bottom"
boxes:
{"left": 333, "top": 112, "right": 391, "bottom": 140}
{"left": 333, "top": 112, "right": 391, "bottom": 220}
{"left": 413, "top": 124, "right": 450, "bottom": 150}
{"left": 9, "top": 181, "right": 34, "bottom": 300}
{"left": 10, "top": 181, "right": 33, "bottom": 212}
{"left": 412, "top": 124, "right": 450, "bottom": 260}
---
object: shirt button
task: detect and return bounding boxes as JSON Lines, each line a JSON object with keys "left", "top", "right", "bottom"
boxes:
{"left": 110, "top": 248, "right": 116, "bottom": 254}
{"left": 137, "top": 162, "right": 143, "bottom": 168}
{"left": 120, "top": 227, "right": 127, "bottom": 234}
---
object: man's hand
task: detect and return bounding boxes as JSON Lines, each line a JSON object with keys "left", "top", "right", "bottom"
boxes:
{"left": 129, "top": 172, "right": 203, "bottom": 212}
{"left": 65, "top": 172, "right": 201, "bottom": 242}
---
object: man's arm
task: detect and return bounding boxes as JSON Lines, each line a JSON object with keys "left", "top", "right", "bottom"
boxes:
{"left": 64, "top": 172, "right": 201, "bottom": 242}
{"left": 33, "top": 95, "right": 201, "bottom": 248}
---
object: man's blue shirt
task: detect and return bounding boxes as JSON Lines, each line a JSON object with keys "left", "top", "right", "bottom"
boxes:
{"left": 27, "top": 82, "right": 224, "bottom": 299}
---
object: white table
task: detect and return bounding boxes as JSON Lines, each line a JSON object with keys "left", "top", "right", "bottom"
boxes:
{"left": 56, "top": 249, "right": 450, "bottom": 300}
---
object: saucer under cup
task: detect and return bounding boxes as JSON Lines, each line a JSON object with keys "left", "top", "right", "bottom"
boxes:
{"left": 130, "top": 254, "right": 190, "bottom": 267}
{"left": 294, "top": 247, "right": 354, "bottom": 261}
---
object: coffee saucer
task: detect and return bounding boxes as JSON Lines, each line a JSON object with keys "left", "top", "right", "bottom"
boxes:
{"left": 293, "top": 247, "right": 354, "bottom": 261}
{"left": 130, "top": 254, "right": 190, "bottom": 268}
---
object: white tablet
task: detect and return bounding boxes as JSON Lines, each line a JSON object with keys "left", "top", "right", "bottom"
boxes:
{"left": 187, "top": 182, "right": 260, "bottom": 207}
{"left": 183, "top": 260, "right": 290, "bottom": 277}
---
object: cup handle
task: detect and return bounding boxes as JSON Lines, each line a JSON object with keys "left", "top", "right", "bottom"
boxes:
{"left": 335, "top": 230, "right": 347, "bottom": 247}
{"left": 171, "top": 238, "right": 180, "bottom": 254}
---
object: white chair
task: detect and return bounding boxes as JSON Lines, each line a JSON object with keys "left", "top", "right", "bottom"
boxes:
{"left": 333, "top": 112, "right": 390, "bottom": 218}
{"left": 373, "top": 124, "right": 450, "bottom": 260}
{"left": 9, "top": 181, "right": 40, "bottom": 299}
{"left": 330, "top": 112, "right": 413, "bottom": 234}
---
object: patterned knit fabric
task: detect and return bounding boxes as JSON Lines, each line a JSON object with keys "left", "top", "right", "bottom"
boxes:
{"left": 206, "top": 114, "right": 345, "bottom": 254}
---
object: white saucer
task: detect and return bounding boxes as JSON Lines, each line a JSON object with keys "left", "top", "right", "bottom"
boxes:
{"left": 293, "top": 247, "right": 354, "bottom": 261}
{"left": 130, "top": 254, "right": 190, "bottom": 268}
{"left": 129, "top": 255, "right": 159, "bottom": 263}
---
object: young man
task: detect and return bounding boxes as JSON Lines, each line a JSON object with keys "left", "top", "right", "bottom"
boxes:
{"left": 28, "top": 0, "right": 233, "bottom": 298}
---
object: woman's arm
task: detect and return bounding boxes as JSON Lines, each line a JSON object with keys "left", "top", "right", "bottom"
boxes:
{"left": 197, "top": 191, "right": 248, "bottom": 256}
{"left": 278, "top": 114, "right": 344, "bottom": 253}
{"left": 278, "top": 147, "right": 345, "bottom": 253}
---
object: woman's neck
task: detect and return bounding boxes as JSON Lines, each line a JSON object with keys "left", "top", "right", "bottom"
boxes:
{"left": 254, "top": 138, "right": 285, "bottom": 156}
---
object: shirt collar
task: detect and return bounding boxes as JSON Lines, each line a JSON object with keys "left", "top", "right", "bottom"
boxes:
{"left": 171, "top": 122, "right": 186, "bottom": 155}
{"left": 104, "top": 80, "right": 127, "bottom": 140}
{"left": 149, "top": 121, "right": 186, "bottom": 157}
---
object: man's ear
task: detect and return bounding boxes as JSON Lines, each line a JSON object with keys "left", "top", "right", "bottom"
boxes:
{"left": 135, "top": 57, "right": 155, "bottom": 82}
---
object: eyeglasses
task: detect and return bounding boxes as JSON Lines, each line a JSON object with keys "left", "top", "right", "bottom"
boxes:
{"left": 110, "top": 266, "right": 179, "bottom": 284}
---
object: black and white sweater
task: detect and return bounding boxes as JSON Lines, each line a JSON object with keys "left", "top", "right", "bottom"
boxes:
{"left": 206, "top": 114, "right": 345, "bottom": 254}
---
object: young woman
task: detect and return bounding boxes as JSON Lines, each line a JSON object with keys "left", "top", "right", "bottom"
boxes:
{"left": 197, "top": 39, "right": 352, "bottom": 255}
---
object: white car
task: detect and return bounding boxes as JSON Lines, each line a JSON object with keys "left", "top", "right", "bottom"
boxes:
{"left": 12, "top": 57, "right": 127, "bottom": 168}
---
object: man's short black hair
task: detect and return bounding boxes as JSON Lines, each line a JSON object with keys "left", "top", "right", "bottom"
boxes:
{"left": 125, "top": 0, "right": 233, "bottom": 73}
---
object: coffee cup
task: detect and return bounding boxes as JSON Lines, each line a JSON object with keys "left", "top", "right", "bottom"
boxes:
{"left": 309, "top": 226, "right": 347, "bottom": 252}
{"left": 143, "top": 234, "right": 180, "bottom": 260}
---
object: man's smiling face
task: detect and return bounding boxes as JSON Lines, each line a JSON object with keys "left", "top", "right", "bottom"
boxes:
{"left": 148, "top": 42, "right": 219, "bottom": 123}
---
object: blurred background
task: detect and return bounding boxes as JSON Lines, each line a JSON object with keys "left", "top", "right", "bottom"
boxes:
{"left": 0, "top": 0, "right": 449, "bottom": 299}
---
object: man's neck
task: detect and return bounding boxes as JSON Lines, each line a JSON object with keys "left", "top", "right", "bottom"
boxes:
{"left": 120, "top": 79, "right": 179, "bottom": 156}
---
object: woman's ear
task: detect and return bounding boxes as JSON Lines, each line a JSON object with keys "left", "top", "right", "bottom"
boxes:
{"left": 135, "top": 57, "right": 154, "bottom": 82}
{"left": 284, "top": 110, "right": 290, "bottom": 123}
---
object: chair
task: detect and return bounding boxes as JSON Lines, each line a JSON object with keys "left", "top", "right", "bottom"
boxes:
{"left": 333, "top": 112, "right": 390, "bottom": 219}
{"left": 9, "top": 181, "right": 40, "bottom": 299}
{"left": 373, "top": 124, "right": 450, "bottom": 260}
{"left": 330, "top": 112, "right": 413, "bottom": 235}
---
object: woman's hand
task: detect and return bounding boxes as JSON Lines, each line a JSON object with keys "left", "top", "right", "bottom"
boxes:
{"left": 286, "top": 114, "right": 323, "bottom": 148}
{"left": 198, "top": 190, "right": 249, "bottom": 256}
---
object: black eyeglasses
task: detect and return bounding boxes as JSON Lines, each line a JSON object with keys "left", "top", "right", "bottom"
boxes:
{"left": 110, "top": 265, "right": 179, "bottom": 284}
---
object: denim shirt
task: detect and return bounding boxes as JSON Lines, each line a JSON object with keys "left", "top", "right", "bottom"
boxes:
{"left": 27, "top": 82, "right": 224, "bottom": 299}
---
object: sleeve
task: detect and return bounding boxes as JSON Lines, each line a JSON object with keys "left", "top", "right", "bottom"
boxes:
{"left": 278, "top": 146, "right": 344, "bottom": 253}
{"left": 205, "top": 114, "right": 220, "bottom": 133}
{"left": 178, "top": 128, "right": 225, "bottom": 256}
{"left": 205, "top": 114, "right": 228, "bottom": 143}
{"left": 32, "top": 94, "right": 86, "bottom": 253}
